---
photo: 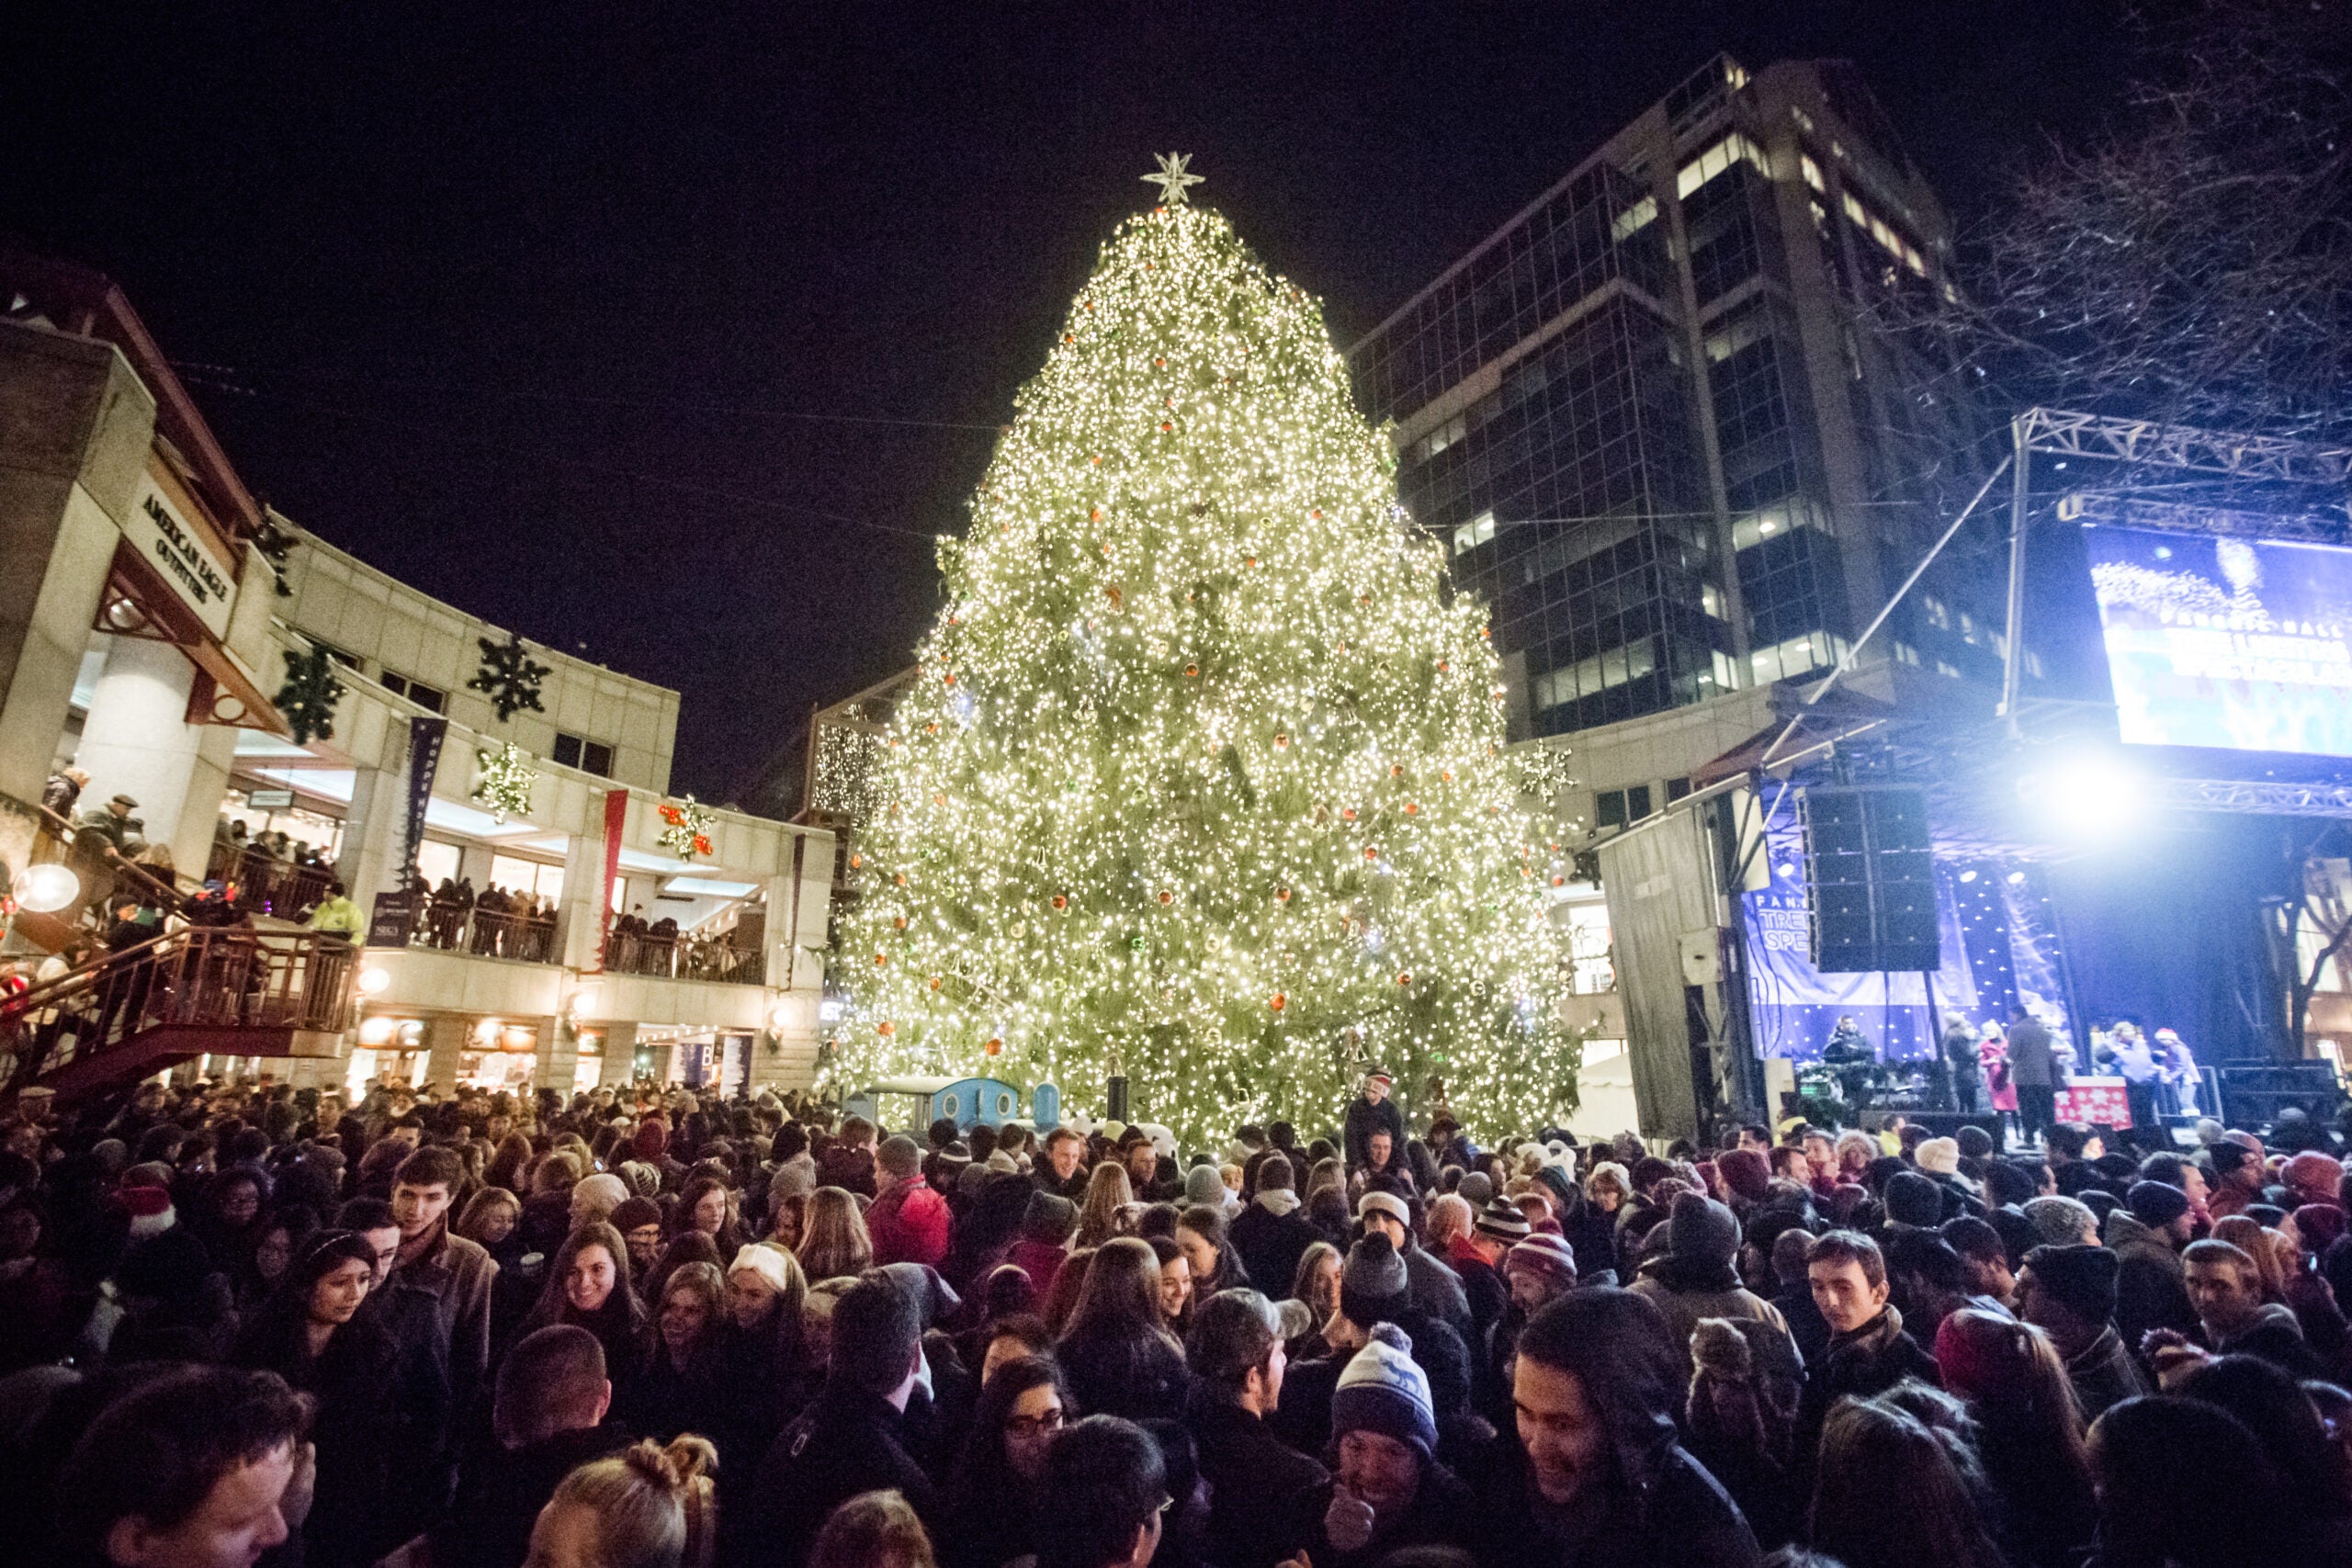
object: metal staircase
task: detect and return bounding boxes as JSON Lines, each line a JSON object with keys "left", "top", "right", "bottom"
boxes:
{"left": 3, "top": 928, "right": 357, "bottom": 1100}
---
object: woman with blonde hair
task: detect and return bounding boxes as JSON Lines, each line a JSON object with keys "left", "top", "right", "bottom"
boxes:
{"left": 808, "top": 1488, "right": 935, "bottom": 1568}
{"left": 529, "top": 1437, "right": 718, "bottom": 1568}
{"left": 796, "top": 1187, "right": 874, "bottom": 1283}
{"left": 1072, "top": 1162, "right": 1135, "bottom": 1249}
{"left": 1424, "top": 1191, "right": 1475, "bottom": 1258}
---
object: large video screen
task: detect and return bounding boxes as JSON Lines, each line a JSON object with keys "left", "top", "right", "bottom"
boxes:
{"left": 2084, "top": 524, "right": 2352, "bottom": 758}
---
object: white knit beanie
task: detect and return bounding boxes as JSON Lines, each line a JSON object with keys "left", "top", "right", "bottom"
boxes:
{"left": 728, "top": 1242, "right": 797, "bottom": 1293}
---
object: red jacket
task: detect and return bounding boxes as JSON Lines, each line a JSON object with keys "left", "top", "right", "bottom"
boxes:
{"left": 867, "top": 1174, "right": 950, "bottom": 1269}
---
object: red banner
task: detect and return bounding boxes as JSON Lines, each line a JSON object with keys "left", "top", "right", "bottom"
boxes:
{"left": 593, "top": 787, "right": 628, "bottom": 973}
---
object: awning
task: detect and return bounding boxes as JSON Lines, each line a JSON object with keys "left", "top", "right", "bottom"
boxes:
{"left": 94, "top": 538, "right": 291, "bottom": 738}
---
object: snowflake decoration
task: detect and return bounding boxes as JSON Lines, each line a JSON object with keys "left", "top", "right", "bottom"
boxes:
{"left": 470, "top": 741, "right": 537, "bottom": 824}
{"left": 658, "top": 796, "right": 717, "bottom": 862}
{"left": 1141, "top": 152, "right": 1204, "bottom": 206}
{"left": 469, "top": 630, "right": 551, "bottom": 722}
{"left": 274, "top": 645, "right": 346, "bottom": 745}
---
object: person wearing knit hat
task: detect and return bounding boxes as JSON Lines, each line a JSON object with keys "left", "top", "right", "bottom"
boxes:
{"left": 2018, "top": 1243, "right": 2147, "bottom": 1420}
{"left": 1331, "top": 1323, "right": 1437, "bottom": 1453}
{"left": 1882, "top": 1168, "right": 1946, "bottom": 1230}
{"left": 569, "top": 1171, "right": 628, "bottom": 1230}
{"left": 610, "top": 1196, "right": 665, "bottom": 1275}
{"left": 1314, "top": 1321, "right": 1476, "bottom": 1558}
{"left": 1914, "top": 1137, "right": 1962, "bottom": 1179}
{"left": 1185, "top": 1161, "right": 1238, "bottom": 1218}
{"left": 1504, "top": 1235, "right": 1577, "bottom": 1304}
{"left": 2104, "top": 1182, "right": 2196, "bottom": 1355}
{"left": 1715, "top": 1146, "right": 1771, "bottom": 1208}
{"left": 1455, "top": 1169, "right": 1495, "bottom": 1208}
{"left": 1630, "top": 1192, "right": 1796, "bottom": 1384}
{"left": 1354, "top": 1186, "right": 1476, "bottom": 1335}
{"left": 1473, "top": 1197, "right": 1530, "bottom": 1246}
{"left": 2281, "top": 1149, "right": 2344, "bottom": 1210}
{"left": 1338, "top": 1232, "right": 1411, "bottom": 1330}
{"left": 1684, "top": 1314, "right": 1807, "bottom": 1545}
{"left": 869, "top": 1135, "right": 951, "bottom": 1270}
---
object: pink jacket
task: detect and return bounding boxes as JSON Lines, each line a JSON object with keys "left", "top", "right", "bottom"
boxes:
{"left": 867, "top": 1174, "right": 951, "bottom": 1269}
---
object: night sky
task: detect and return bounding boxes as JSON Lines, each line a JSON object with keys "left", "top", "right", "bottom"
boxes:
{"left": 6, "top": 2, "right": 2127, "bottom": 803}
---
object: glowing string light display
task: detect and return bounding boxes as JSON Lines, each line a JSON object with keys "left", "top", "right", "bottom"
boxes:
{"left": 825, "top": 169, "right": 1582, "bottom": 1144}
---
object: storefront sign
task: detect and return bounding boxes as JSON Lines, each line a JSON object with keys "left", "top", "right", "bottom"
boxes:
{"left": 368, "top": 891, "right": 419, "bottom": 948}
{"left": 245, "top": 788, "right": 295, "bottom": 809}
{"left": 126, "top": 476, "right": 236, "bottom": 638}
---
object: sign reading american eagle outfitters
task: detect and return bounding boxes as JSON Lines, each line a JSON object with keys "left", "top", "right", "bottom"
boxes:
{"left": 126, "top": 475, "right": 237, "bottom": 637}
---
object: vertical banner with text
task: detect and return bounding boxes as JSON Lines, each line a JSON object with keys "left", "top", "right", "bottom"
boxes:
{"left": 401, "top": 716, "right": 448, "bottom": 881}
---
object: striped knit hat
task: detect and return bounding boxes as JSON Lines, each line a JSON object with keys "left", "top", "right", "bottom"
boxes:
{"left": 1504, "top": 1233, "right": 1577, "bottom": 1284}
{"left": 1475, "top": 1197, "right": 1531, "bottom": 1244}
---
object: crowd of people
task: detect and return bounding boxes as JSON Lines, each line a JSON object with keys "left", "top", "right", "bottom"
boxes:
{"left": 3, "top": 1065, "right": 2350, "bottom": 1568}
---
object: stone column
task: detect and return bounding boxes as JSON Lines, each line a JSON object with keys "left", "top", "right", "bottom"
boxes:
{"left": 423, "top": 1012, "right": 470, "bottom": 1093}
{"left": 599, "top": 1020, "right": 639, "bottom": 1094}
{"left": 74, "top": 635, "right": 204, "bottom": 852}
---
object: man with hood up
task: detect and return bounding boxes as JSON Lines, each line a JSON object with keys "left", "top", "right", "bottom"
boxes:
{"left": 1481, "top": 1287, "right": 1762, "bottom": 1567}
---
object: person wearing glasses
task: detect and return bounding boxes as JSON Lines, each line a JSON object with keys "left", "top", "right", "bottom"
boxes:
{"left": 939, "top": 1356, "right": 1072, "bottom": 1568}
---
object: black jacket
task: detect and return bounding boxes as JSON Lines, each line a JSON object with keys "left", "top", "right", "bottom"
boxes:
{"left": 1797, "top": 1305, "right": 1939, "bottom": 1460}
{"left": 1229, "top": 1200, "right": 1321, "bottom": 1302}
{"left": 1475, "top": 1439, "right": 1761, "bottom": 1568}
{"left": 1187, "top": 1399, "right": 1327, "bottom": 1568}
{"left": 1057, "top": 1324, "right": 1192, "bottom": 1422}
{"left": 434, "top": 1423, "right": 632, "bottom": 1568}
{"left": 1343, "top": 1095, "right": 1408, "bottom": 1175}
{"left": 730, "top": 1382, "right": 938, "bottom": 1568}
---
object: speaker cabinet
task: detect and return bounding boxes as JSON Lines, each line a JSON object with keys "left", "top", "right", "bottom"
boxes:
{"left": 1800, "top": 786, "right": 1940, "bottom": 973}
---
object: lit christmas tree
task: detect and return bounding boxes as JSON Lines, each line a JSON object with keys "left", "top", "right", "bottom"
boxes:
{"left": 828, "top": 158, "right": 1581, "bottom": 1144}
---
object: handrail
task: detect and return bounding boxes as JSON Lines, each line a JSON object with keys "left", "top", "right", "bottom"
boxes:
{"left": 29, "top": 801, "right": 187, "bottom": 915}
{"left": 3, "top": 927, "right": 359, "bottom": 1093}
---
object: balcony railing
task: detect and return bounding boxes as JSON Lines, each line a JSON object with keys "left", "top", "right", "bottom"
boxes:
{"left": 366, "top": 894, "right": 561, "bottom": 965}
{"left": 204, "top": 843, "right": 334, "bottom": 921}
{"left": 602, "top": 931, "right": 764, "bottom": 985}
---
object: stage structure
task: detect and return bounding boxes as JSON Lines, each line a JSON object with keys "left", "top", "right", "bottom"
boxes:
{"left": 1599, "top": 410, "right": 2352, "bottom": 1140}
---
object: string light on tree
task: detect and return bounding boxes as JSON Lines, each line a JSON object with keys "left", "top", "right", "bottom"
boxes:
{"left": 826, "top": 159, "right": 1584, "bottom": 1144}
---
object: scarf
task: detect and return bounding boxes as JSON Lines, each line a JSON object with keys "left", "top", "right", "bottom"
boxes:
{"left": 1255, "top": 1188, "right": 1301, "bottom": 1217}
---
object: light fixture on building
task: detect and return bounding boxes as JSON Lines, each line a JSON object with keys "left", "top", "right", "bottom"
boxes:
{"left": 397, "top": 1021, "right": 425, "bottom": 1047}
{"left": 568, "top": 984, "right": 600, "bottom": 1022}
{"left": 769, "top": 1001, "right": 797, "bottom": 1032}
{"left": 472, "top": 1018, "right": 502, "bottom": 1045}
{"left": 499, "top": 1024, "right": 536, "bottom": 1051}
{"left": 357, "top": 965, "right": 391, "bottom": 996}
{"left": 13, "top": 863, "right": 81, "bottom": 913}
{"left": 357, "top": 1016, "right": 396, "bottom": 1046}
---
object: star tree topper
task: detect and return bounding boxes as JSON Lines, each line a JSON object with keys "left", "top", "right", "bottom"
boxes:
{"left": 1141, "top": 152, "right": 1204, "bottom": 206}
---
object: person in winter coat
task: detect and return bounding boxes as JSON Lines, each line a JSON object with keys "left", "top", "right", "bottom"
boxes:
{"left": 868, "top": 1136, "right": 952, "bottom": 1270}
{"left": 1795, "top": 1231, "right": 1938, "bottom": 1456}
{"left": 232, "top": 1230, "right": 449, "bottom": 1568}
{"left": 1478, "top": 1287, "right": 1763, "bottom": 1568}
{"left": 1342, "top": 1070, "right": 1408, "bottom": 1179}
{"left": 1354, "top": 1190, "right": 1470, "bottom": 1334}
{"left": 1184, "top": 1289, "right": 1326, "bottom": 1568}
{"left": 2016, "top": 1244, "right": 2148, "bottom": 1422}
{"left": 1300, "top": 1324, "right": 1479, "bottom": 1568}
{"left": 1627, "top": 1194, "right": 1798, "bottom": 1386}
{"left": 2107, "top": 1180, "right": 2199, "bottom": 1352}
{"left": 1229, "top": 1153, "right": 1320, "bottom": 1301}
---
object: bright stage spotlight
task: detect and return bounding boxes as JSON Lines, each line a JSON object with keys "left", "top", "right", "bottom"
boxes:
{"left": 2020, "top": 750, "right": 2147, "bottom": 841}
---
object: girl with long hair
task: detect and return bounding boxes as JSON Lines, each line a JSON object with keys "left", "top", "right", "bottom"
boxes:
{"left": 628, "top": 1261, "right": 731, "bottom": 1449}
{"left": 232, "top": 1231, "right": 446, "bottom": 1568}
{"left": 723, "top": 1243, "right": 813, "bottom": 1455}
{"left": 1055, "top": 1235, "right": 1189, "bottom": 1421}
{"left": 796, "top": 1186, "right": 874, "bottom": 1282}
{"left": 523, "top": 1220, "right": 652, "bottom": 1387}
{"left": 939, "top": 1356, "right": 1072, "bottom": 1568}
{"left": 1934, "top": 1307, "right": 2097, "bottom": 1568}
{"left": 1288, "top": 1240, "right": 1342, "bottom": 1352}
{"left": 1809, "top": 1396, "right": 2007, "bottom": 1568}
{"left": 1072, "top": 1162, "right": 1135, "bottom": 1249}
{"left": 1174, "top": 1204, "right": 1250, "bottom": 1296}
{"left": 1149, "top": 1235, "right": 1194, "bottom": 1338}
{"left": 675, "top": 1175, "right": 747, "bottom": 1258}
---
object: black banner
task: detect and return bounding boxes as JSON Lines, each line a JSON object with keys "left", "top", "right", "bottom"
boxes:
{"left": 403, "top": 716, "right": 447, "bottom": 878}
